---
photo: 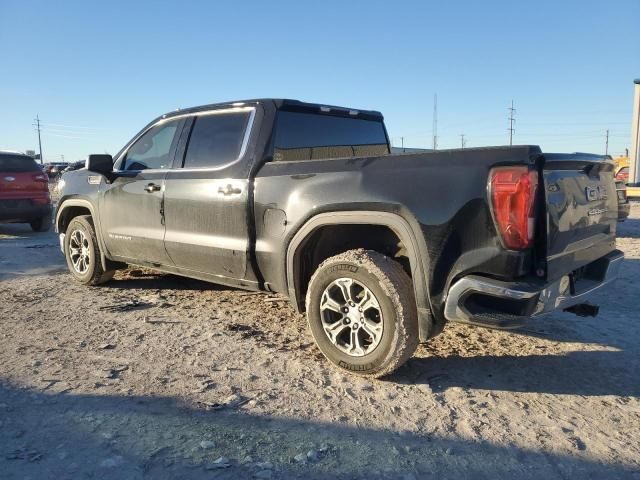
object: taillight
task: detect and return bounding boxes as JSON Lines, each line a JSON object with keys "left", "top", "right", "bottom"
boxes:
{"left": 32, "top": 173, "right": 49, "bottom": 190}
{"left": 489, "top": 166, "right": 538, "bottom": 250}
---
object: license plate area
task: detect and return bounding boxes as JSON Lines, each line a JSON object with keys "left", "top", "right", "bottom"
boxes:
{"left": 0, "top": 199, "right": 32, "bottom": 209}
{"left": 569, "top": 256, "right": 610, "bottom": 294}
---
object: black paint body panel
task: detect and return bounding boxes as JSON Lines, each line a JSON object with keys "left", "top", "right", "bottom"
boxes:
{"left": 254, "top": 146, "right": 540, "bottom": 321}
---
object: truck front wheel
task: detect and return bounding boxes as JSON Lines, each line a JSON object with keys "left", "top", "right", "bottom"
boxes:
{"left": 64, "top": 215, "right": 114, "bottom": 285}
{"left": 305, "top": 249, "right": 419, "bottom": 378}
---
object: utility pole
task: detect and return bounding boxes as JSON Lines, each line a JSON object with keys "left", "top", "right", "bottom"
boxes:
{"left": 33, "top": 115, "right": 43, "bottom": 164}
{"left": 401, "top": 136, "right": 405, "bottom": 152}
{"left": 605, "top": 129, "right": 609, "bottom": 156}
{"left": 432, "top": 93, "right": 438, "bottom": 150}
{"left": 460, "top": 134, "right": 466, "bottom": 150}
{"left": 508, "top": 100, "right": 516, "bottom": 146}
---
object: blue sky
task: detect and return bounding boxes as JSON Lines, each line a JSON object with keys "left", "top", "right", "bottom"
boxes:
{"left": 1, "top": 0, "right": 638, "bottom": 162}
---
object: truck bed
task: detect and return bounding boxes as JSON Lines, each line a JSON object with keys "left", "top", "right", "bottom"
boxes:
{"left": 254, "top": 145, "right": 618, "bottom": 325}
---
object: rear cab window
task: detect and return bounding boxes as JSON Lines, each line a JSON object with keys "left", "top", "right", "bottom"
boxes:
{"left": 0, "top": 154, "right": 41, "bottom": 172}
{"left": 272, "top": 111, "right": 389, "bottom": 162}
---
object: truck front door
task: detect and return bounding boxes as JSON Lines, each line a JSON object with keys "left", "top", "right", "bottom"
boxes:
{"left": 100, "top": 119, "right": 182, "bottom": 265}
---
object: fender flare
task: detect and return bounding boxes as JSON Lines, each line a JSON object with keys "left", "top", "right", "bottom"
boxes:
{"left": 285, "top": 211, "right": 436, "bottom": 341}
{"left": 55, "top": 198, "right": 96, "bottom": 232}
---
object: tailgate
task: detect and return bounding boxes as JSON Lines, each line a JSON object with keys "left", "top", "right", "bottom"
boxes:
{"left": 542, "top": 153, "right": 618, "bottom": 281}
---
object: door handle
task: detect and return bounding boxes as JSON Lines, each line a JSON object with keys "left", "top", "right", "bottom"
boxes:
{"left": 217, "top": 184, "right": 242, "bottom": 196}
{"left": 144, "top": 183, "right": 161, "bottom": 193}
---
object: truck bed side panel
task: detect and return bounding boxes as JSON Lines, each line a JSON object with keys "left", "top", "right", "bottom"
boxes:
{"left": 253, "top": 146, "right": 541, "bottom": 319}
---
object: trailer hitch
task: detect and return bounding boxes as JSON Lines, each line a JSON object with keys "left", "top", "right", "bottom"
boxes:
{"left": 563, "top": 303, "right": 600, "bottom": 318}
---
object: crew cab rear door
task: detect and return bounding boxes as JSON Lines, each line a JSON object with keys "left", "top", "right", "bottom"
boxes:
{"left": 542, "top": 153, "right": 618, "bottom": 281}
{"left": 162, "top": 106, "right": 256, "bottom": 283}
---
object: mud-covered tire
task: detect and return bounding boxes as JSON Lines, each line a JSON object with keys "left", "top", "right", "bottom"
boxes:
{"left": 64, "top": 215, "right": 114, "bottom": 285}
{"left": 306, "top": 249, "right": 419, "bottom": 378}
{"left": 29, "top": 213, "right": 52, "bottom": 232}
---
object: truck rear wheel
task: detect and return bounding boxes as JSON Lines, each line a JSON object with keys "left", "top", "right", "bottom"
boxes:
{"left": 305, "top": 249, "right": 419, "bottom": 378}
{"left": 64, "top": 215, "right": 114, "bottom": 285}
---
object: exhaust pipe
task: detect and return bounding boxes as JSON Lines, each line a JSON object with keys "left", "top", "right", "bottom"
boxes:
{"left": 563, "top": 303, "right": 599, "bottom": 317}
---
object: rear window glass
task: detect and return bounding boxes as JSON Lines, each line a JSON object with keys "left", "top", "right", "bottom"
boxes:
{"left": 0, "top": 154, "right": 40, "bottom": 172}
{"left": 183, "top": 111, "right": 251, "bottom": 169}
{"left": 273, "top": 111, "right": 389, "bottom": 162}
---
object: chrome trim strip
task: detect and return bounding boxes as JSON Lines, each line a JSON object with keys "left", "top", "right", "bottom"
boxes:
{"left": 444, "top": 276, "right": 539, "bottom": 323}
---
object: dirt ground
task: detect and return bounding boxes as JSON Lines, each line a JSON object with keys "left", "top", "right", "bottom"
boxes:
{"left": 0, "top": 205, "right": 639, "bottom": 480}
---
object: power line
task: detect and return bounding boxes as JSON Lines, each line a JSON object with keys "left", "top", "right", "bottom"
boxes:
{"left": 508, "top": 100, "right": 516, "bottom": 146}
{"left": 40, "top": 127, "right": 97, "bottom": 136}
{"left": 40, "top": 122, "right": 103, "bottom": 130}
{"left": 42, "top": 132, "right": 85, "bottom": 139}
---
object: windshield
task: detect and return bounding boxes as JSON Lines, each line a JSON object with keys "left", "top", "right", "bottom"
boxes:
{"left": 0, "top": 154, "right": 41, "bottom": 172}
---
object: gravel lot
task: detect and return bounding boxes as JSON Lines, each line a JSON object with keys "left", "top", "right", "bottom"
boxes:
{"left": 1, "top": 205, "right": 639, "bottom": 479}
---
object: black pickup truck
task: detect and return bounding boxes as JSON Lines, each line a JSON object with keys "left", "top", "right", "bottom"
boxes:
{"left": 55, "top": 99, "right": 623, "bottom": 377}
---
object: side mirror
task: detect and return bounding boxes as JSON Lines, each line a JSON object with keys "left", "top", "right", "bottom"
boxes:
{"left": 86, "top": 154, "right": 113, "bottom": 176}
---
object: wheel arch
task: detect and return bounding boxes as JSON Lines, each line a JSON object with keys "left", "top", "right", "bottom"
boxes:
{"left": 285, "top": 211, "right": 437, "bottom": 341}
{"left": 55, "top": 198, "right": 96, "bottom": 234}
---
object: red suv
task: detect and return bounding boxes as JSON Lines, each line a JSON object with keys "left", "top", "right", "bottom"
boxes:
{"left": 0, "top": 151, "right": 52, "bottom": 231}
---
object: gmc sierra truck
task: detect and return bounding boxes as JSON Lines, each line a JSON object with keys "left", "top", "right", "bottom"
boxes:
{"left": 55, "top": 99, "right": 623, "bottom": 377}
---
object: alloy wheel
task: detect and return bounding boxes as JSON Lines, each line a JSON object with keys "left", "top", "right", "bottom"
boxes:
{"left": 68, "top": 229, "right": 91, "bottom": 274}
{"left": 319, "top": 277, "right": 384, "bottom": 357}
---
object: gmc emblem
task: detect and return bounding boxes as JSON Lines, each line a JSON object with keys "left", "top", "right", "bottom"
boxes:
{"left": 585, "top": 185, "right": 607, "bottom": 202}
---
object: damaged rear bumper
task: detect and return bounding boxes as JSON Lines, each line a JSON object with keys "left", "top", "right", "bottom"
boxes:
{"left": 444, "top": 250, "right": 624, "bottom": 328}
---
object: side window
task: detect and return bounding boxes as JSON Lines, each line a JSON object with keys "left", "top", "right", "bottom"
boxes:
{"left": 121, "top": 121, "right": 179, "bottom": 171}
{"left": 183, "top": 111, "right": 251, "bottom": 169}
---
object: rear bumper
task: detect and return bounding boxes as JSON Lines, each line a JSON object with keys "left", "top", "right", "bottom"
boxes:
{"left": 0, "top": 200, "right": 52, "bottom": 222}
{"left": 444, "top": 250, "right": 624, "bottom": 328}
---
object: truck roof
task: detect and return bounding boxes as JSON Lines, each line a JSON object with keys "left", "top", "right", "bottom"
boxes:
{"left": 159, "top": 99, "right": 384, "bottom": 122}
